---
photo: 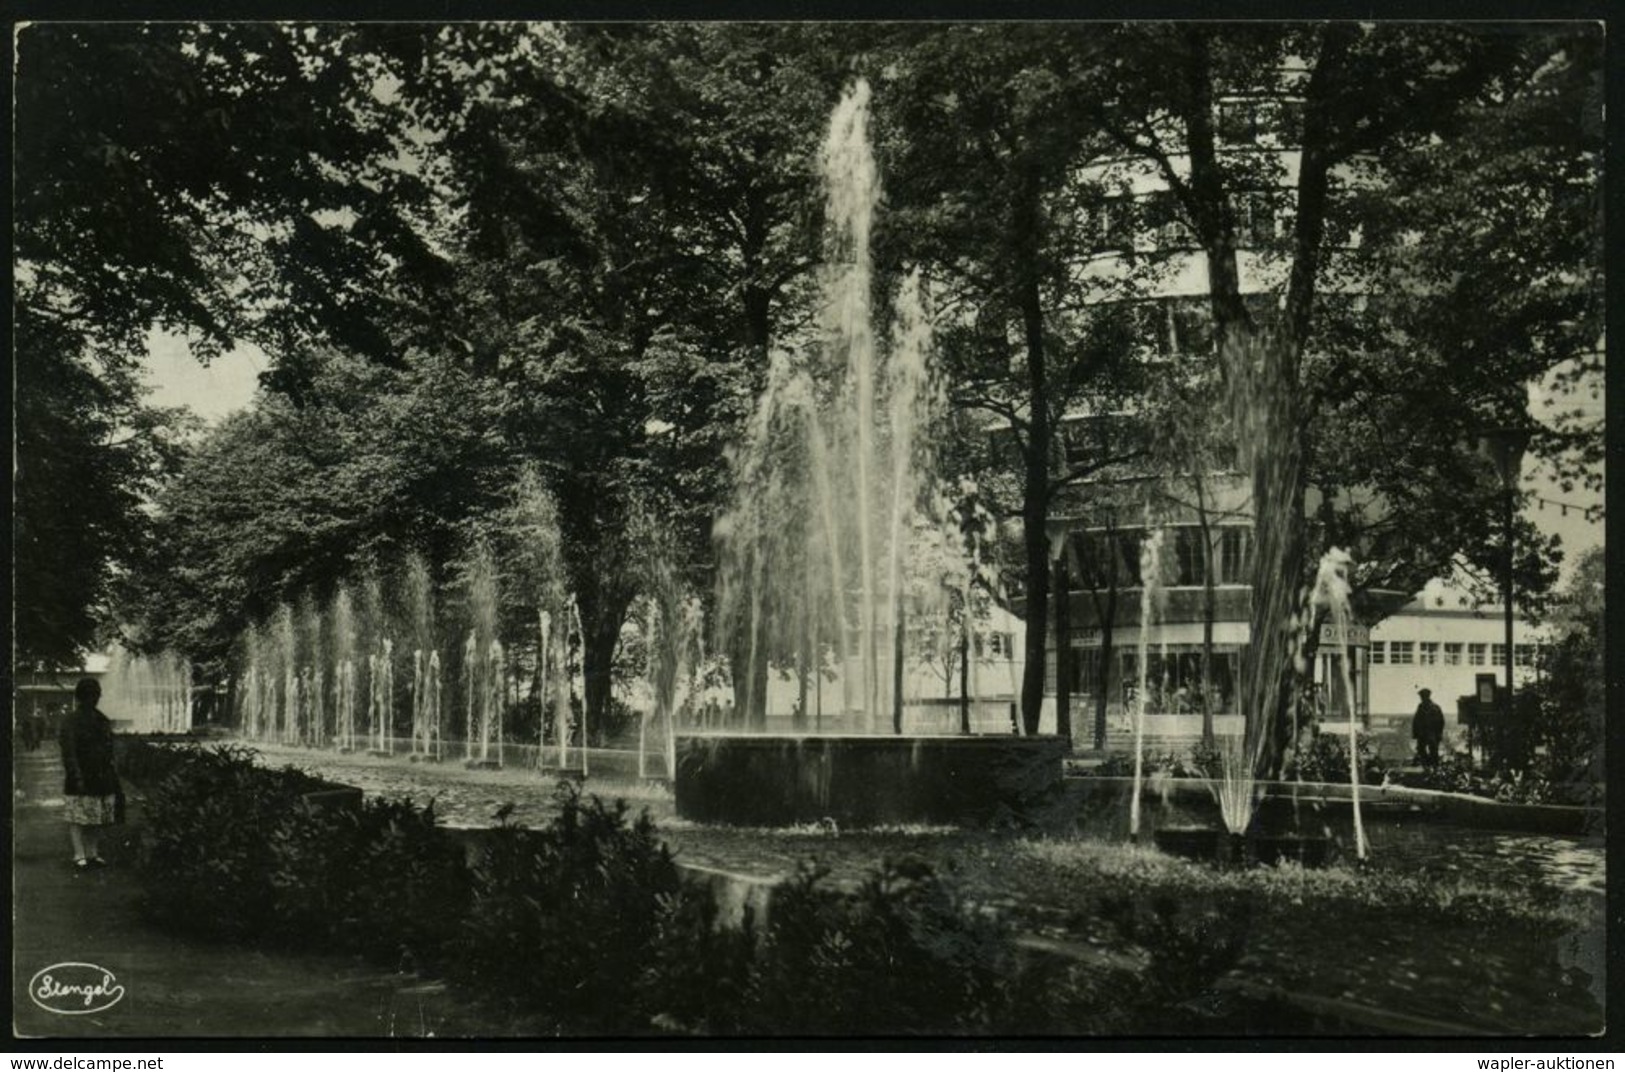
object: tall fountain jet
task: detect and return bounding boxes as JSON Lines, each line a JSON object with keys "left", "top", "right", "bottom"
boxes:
{"left": 1129, "top": 526, "right": 1167, "bottom": 842}
{"left": 1314, "top": 547, "right": 1369, "bottom": 861}
{"left": 680, "top": 77, "right": 1066, "bottom": 826}
{"left": 717, "top": 78, "right": 945, "bottom": 732}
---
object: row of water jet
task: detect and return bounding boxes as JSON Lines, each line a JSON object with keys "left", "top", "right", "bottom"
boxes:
{"left": 715, "top": 78, "right": 958, "bottom": 732}
{"left": 231, "top": 531, "right": 601, "bottom": 769}
{"left": 406, "top": 553, "right": 442, "bottom": 759}
{"left": 229, "top": 554, "right": 492, "bottom": 757}
{"left": 238, "top": 588, "right": 390, "bottom": 751}
{"left": 102, "top": 648, "right": 193, "bottom": 734}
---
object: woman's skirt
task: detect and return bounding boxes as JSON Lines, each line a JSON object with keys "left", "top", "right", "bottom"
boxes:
{"left": 63, "top": 793, "right": 119, "bottom": 826}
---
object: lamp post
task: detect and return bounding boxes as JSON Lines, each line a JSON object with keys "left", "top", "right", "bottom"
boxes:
{"left": 1477, "top": 423, "right": 1532, "bottom": 770}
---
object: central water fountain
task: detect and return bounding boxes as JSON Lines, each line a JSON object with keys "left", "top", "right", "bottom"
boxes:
{"left": 675, "top": 79, "right": 1065, "bottom": 828}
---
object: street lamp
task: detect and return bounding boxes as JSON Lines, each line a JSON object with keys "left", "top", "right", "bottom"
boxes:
{"left": 1477, "top": 423, "right": 1532, "bottom": 769}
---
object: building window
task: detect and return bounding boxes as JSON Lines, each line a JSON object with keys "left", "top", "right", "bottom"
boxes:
{"left": 1515, "top": 644, "right": 1536, "bottom": 667}
{"left": 1218, "top": 97, "right": 1305, "bottom": 147}
{"left": 1142, "top": 190, "right": 1194, "bottom": 248}
{"left": 1094, "top": 198, "right": 1129, "bottom": 249}
{"left": 1491, "top": 643, "right": 1507, "bottom": 666}
{"left": 1238, "top": 191, "right": 1291, "bottom": 248}
{"left": 1218, "top": 528, "right": 1250, "bottom": 584}
{"left": 1370, "top": 642, "right": 1385, "bottom": 665}
{"left": 1170, "top": 527, "right": 1204, "bottom": 587}
{"left": 1443, "top": 643, "right": 1463, "bottom": 666}
{"left": 1390, "top": 642, "right": 1414, "bottom": 665}
{"left": 1419, "top": 642, "right": 1439, "bottom": 666}
{"left": 1079, "top": 529, "right": 1144, "bottom": 589}
{"left": 1243, "top": 292, "right": 1282, "bottom": 334}
{"left": 1468, "top": 643, "right": 1487, "bottom": 666}
{"left": 1170, "top": 299, "right": 1213, "bottom": 354}
{"left": 1219, "top": 100, "right": 1258, "bottom": 144}
{"left": 1139, "top": 302, "right": 1176, "bottom": 357}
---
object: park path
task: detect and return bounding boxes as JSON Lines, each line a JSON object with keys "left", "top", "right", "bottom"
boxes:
{"left": 11, "top": 746, "right": 530, "bottom": 1040}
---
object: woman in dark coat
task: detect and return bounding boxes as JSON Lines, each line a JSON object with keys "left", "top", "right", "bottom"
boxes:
{"left": 60, "top": 677, "right": 121, "bottom": 868}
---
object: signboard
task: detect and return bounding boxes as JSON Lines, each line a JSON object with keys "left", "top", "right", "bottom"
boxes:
{"left": 1318, "top": 622, "right": 1370, "bottom": 648}
{"left": 1476, "top": 673, "right": 1498, "bottom": 704}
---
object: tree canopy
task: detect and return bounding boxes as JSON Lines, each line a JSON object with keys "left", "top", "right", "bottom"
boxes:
{"left": 14, "top": 22, "right": 1601, "bottom": 748}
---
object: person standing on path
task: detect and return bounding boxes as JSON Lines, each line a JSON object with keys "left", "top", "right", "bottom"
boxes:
{"left": 60, "top": 678, "right": 123, "bottom": 869}
{"left": 1412, "top": 687, "right": 1445, "bottom": 770}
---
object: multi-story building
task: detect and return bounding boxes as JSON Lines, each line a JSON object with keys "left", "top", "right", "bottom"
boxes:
{"left": 1021, "top": 75, "right": 1561, "bottom": 754}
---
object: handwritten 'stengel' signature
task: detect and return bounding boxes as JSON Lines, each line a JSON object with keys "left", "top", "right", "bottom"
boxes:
{"left": 29, "top": 963, "right": 126, "bottom": 1015}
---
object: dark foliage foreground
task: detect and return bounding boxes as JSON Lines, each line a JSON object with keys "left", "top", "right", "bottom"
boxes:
{"left": 131, "top": 744, "right": 1282, "bottom": 1035}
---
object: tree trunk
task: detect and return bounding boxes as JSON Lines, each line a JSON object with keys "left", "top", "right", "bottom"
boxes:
{"left": 1086, "top": 521, "right": 1122, "bottom": 753}
{"left": 1239, "top": 347, "right": 1306, "bottom": 780}
{"left": 959, "top": 611, "right": 971, "bottom": 734}
{"left": 1196, "top": 474, "right": 1217, "bottom": 747}
{"left": 1054, "top": 548, "right": 1072, "bottom": 747}
{"left": 1018, "top": 285, "right": 1051, "bottom": 736}
{"left": 1010, "top": 153, "right": 1052, "bottom": 738}
{"left": 581, "top": 595, "right": 627, "bottom": 747}
{"left": 1180, "top": 29, "right": 1334, "bottom": 779}
{"left": 893, "top": 599, "right": 905, "bottom": 735}
{"left": 795, "top": 600, "right": 810, "bottom": 731}
{"left": 1094, "top": 581, "right": 1117, "bottom": 752}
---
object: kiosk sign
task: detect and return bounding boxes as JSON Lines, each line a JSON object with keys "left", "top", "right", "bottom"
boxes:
{"left": 1318, "top": 622, "right": 1370, "bottom": 648}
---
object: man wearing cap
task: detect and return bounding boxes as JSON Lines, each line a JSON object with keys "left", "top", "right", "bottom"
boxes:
{"left": 1412, "top": 687, "right": 1445, "bottom": 769}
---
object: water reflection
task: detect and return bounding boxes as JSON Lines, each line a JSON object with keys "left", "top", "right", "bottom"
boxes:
{"left": 1365, "top": 821, "right": 1604, "bottom": 897}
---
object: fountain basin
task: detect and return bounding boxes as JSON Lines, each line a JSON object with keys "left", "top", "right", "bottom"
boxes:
{"left": 674, "top": 733, "right": 1066, "bottom": 828}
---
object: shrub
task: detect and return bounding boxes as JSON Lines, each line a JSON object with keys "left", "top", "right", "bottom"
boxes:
{"left": 455, "top": 781, "right": 680, "bottom": 1033}
{"left": 344, "top": 797, "right": 471, "bottom": 969}
{"left": 266, "top": 795, "right": 470, "bottom": 969}
{"left": 1185, "top": 738, "right": 1224, "bottom": 779}
{"left": 737, "top": 858, "right": 1019, "bottom": 1035}
{"left": 138, "top": 744, "right": 466, "bottom": 967}
{"left": 1282, "top": 730, "right": 1388, "bottom": 786}
{"left": 1412, "top": 755, "right": 1583, "bottom": 807}
{"left": 137, "top": 744, "right": 326, "bottom": 941}
{"left": 114, "top": 736, "right": 196, "bottom": 785}
{"left": 1095, "top": 744, "right": 1222, "bottom": 780}
{"left": 639, "top": 884, "right": 758, "bottom": 1035}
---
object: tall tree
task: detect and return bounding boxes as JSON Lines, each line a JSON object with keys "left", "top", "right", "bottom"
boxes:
{"left": 875, "top": 25, "right": 1151, "bottom": 734}
{"left": 121, "top": 348, "right": 513, "bottom": 669}
{"left": 15, "top": 309, "right": 193, "bottom": 666}
{"left": 14, "top": 23, "right": 448, "bottom": 665}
